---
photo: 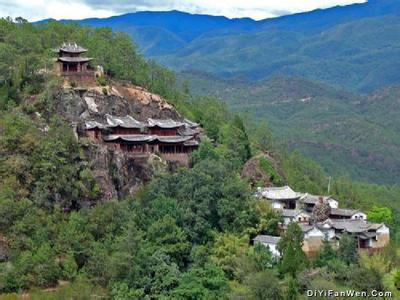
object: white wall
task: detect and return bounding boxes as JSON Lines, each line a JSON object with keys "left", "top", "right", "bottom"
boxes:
{"left": 261, "top": 242, "right": 280, "bottom": 257}
{"left": 328, "top": 199, "right": 338, "bottom": 209}
{"left": 351, "top": 212, "right": 367, "bottom": 220}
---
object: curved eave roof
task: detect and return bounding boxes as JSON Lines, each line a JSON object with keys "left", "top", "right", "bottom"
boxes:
{"left": 104, "top": 135, "right": 155, "bottom": 143}
{"left": 103, "top": 135, "right": 195, "bottom": 144}
{"left": 106, "top": 114, "right": 145, "bottom": 129}
{"left": 57, "top": 57, "right": 92, "bottom": 63}
{"left": 148, "top": 118, "right": 185, "bottom": 129}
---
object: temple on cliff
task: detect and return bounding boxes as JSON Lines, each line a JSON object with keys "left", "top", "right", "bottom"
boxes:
{"left": 54, "top": 42, "right": 95, "bottom": 81}
{"left": 85, "top": 115, "right": 201, "bottom": 164}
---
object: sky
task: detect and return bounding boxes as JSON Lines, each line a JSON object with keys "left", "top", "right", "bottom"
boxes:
{"left": 2, "top": 0, "right": 367, "bottom": 21}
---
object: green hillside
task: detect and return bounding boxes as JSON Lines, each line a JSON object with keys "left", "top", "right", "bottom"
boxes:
{"left": 180, "top": 72, "right": 400, "bottom": 184}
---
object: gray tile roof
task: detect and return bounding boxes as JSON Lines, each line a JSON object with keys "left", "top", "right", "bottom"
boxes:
{"left": 330, "top": 208, "right": 360, "bottom": 217}
{"left": 178, "top": 125, "right": 200, "bottom": 136}
{"left": 281, "top": 209, "right": 309, "bottom": 218}
{"left": 323, "top": 219, "right": 375, "bottom": 233}
{"left": 103, "top": 134, "right": 155, "bottom": 142}
{"left": 184, "top": 118, "right": 200, "bottom": 128}
{"left": 148, "top": 118, "right": 185, "bottom": 129}
{"left": 58, "top": 42, "right": 88, "bottom": 53}
{"left": 253, "top": 235, "right": 281, "bottom": 244}
{"left": 85, "top": 121, "right": 105, "bottom": 130}
{"left": 103, "top": 134, "right": 194, "bottom": 144}
{"left": 260, "top": 186, "right": 300, "bottom": 200}
{"left": 106, "top": 114, "right": 145, "bottom": 129}
{"left": 156, "top": 136, "right": 194, "bottom": 143}
{"left": 58, "top": 57, "right": 92, "bottom": 63}
{"left": 299, "top": 224, "right": 315, "bottom": 233}
{"left": 301, "top": 194, "right": 335, "bottom": 205}
{"left": 183, "top": 140, "right": 199, "bottom": 146}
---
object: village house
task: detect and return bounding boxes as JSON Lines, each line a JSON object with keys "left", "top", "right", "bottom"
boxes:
{"left": 256, "top": 186, "right": 301, "bottom": 209}
{"left": 300, "top": 194, "right": 339, "bottom": 212}
{"left": 300, "top": 224, "right": 325, "bottom": 257}
{"left": 319, "top": 219, "right": 390, "bottom": 253}
{"left": 281, "top": 209, "right": 311, "bottom": 226}
{"left": 253, "top": 235, "right": 281, "bottom": 257}
{"left": 329, "top": 208, "right": 367, "bottom": 220}
{"left": 84, "top": 114, "right": 201, "bottom": 164}
{"left": 254, "top": 185, "right": 390, "bottom": 257}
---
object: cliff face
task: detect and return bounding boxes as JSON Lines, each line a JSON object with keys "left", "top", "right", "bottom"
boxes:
{"left": 54, "top": 81, "right": 183, "bottom": 201}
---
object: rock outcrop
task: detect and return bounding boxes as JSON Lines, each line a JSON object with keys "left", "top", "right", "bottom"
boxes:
{"left": 54, "top": 81, "right": 183, "bottom": 201}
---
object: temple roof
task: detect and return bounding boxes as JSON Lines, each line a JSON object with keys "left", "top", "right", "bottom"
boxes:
{"left": 178, "top": 125, "right": 200, "bottom": 136}
{"left": 103, "top": 134, "right": 154, "bottom": 142}
{"left": 103, "top": 134, "right": 194, "bottom": 144}
{"left": 57, "top": 42, "right": 88, "bottom": 53}
{"left": 57, "top": 57, "right": 92, "bottom": 63}
{"left": 184, "top": 118, "right": 200, "bottom": 128}
{"left": 156, "top": 135, "right": 193, "bottom": 143}
{"left": 85, "top": 121, "right": 105, "bottom": 130}
{"left": 148, "top": 118, "right": 185, "bottom": 129}
{"left": 106, "top": 114, "right": 146, "bottom": 129}
{"left": 183, "top": 140, "right": 199, "bottom": 147}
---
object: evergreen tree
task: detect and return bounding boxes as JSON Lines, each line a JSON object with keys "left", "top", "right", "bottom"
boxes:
{"left": 337, "top": 233, "right": 357, "bottom": 265}
{"left": 277, "top": 222, "right": 308, "bottom": 276}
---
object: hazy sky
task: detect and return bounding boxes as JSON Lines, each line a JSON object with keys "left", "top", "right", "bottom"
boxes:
{"left": 3, "top": 0, "right": 367, "bottom": 21}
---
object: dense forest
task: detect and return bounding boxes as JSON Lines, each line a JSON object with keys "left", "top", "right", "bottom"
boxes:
{"left": 0, "top": 18, "right": 400, "bottom": 299}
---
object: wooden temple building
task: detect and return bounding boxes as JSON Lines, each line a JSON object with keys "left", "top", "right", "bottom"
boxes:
{"left": 85, "top": 115, "right": 201, "bottom": 163}
{"left": 54, "top": 42, "right": 94, "bottom": 81}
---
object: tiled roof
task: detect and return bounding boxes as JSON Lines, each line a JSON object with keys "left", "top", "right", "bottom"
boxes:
{"left": 178, "top": 125, "right": 200, "bottom": 136}
{"left": 156, "top": 136, "right": 193, "bottom": 143}
{"left": 253, "top": 235, "right": 281, "bottom": 244}
{"left": 85, "top": 121, "right": 105, "bottom": 130}
{"left": 106, "top": 114, "right": 145, "bottom": 129}
{"left": 260, "top": 186, "right": 299, "bottom": 200}
{"left": 58, "top": 57, "right": 92, "bottom": 63}
{"left": 103, "top": 134, "right": 155, "bottom": 142}
{"left": 58, "top": 42, "right": 88, "bottom": 53}
{"left": 299, "top": 224, "right": 315, "bottom": 233}
{"left": 184, "top": 118, "right": 200, "bottom": 128}
{"left": 322, "top": 219, "right": 374, "bottom": 233}
{"left": 148, "top": 118, "right": 184, "bottom": 129}
{"left": 281, "top": 209, "right": 309, "bottom": 218}
{"left": 330, "top": 208, "right": 361, "bottom": 217}
{"left": 300, "top": 194, "right": 336, "bottom": 205}
{"left": 103, "top": 134, "right": 194, "bottom": 144}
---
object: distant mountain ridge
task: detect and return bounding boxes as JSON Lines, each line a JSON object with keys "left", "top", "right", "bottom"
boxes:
{"left": 180, "top": 71, "right": 400, "bottom": 184}
{"left": 38, "top": 0, "right": 400, "bottom": 92}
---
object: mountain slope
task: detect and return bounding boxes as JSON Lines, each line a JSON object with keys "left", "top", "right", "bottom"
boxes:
{"left": 181, "top": 71, "right": 400, "bottom": 183}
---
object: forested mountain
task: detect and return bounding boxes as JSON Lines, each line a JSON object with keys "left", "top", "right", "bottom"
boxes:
{"left": 34, "top": 0, "right": 400, "bottom": 184}
{"left": 50, "top": 0, "right": 400, "bottom": 92}
{"left": 180, "top": 71, "right": 400, "bottom": 184}
{"left": 1, "top": 15, "right": 400, "bottom": 299}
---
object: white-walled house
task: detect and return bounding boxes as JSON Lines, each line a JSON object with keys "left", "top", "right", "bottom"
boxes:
{"left": 329, "top": 208, "right": 367, "bottom": 220}
{"left": 253, "top": 235, "right": 281, "bottom": 257}
{"left": 256, "top": 186, "right": 301, "bottom": 209}
{"left": 300, "top": 194, "right": 339, "bottom": 212}
{"left": 281, "top": 209, "right": 311, "bottom": 226}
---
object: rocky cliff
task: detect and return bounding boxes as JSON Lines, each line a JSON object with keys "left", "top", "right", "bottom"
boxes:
{"left": 54, "top": 80, "right": 185, "bottom": 201}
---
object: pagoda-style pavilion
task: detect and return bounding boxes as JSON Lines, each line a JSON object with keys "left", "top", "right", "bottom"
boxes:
{"left": 54, "top": 42, "right": 93, "bottom": 80}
